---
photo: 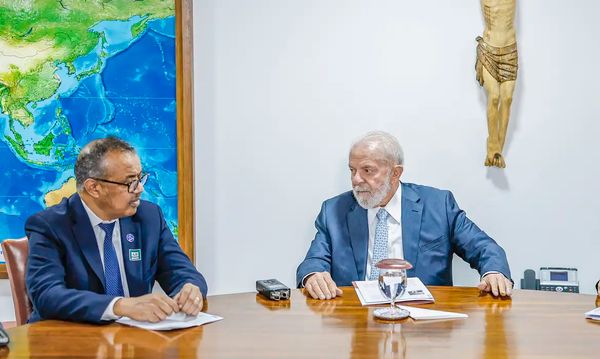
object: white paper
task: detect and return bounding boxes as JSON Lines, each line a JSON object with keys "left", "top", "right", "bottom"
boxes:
{"left": 584, "top": 307, "right": 600, "bottom": 320}
{"left": 398, "top": 305, "right": 468, "bottom": 320}
{"left": 117, "top": 312, "right": 223, "bottom": 331}
{"left": 353, "top": 277, "right": 434, "bottom": 306}
{"left": 383, "top": 276, "right": 404, "bottom": 286}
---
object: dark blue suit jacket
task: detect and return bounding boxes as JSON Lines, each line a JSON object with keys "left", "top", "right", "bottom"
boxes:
{"left": 25, "top": 194, "right": 207, "bottom": 323}
{"left": 296, "top": 183, "right": 511, "bottom": 287}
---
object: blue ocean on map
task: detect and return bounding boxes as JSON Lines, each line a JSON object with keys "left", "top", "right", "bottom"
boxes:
{"left": 0, "top": 16, "right": 179, "bottom": 253}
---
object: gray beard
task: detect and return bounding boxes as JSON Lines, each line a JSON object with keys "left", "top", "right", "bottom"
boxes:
{"left": 353, "top": 177, "right": 392, "bottom": 209}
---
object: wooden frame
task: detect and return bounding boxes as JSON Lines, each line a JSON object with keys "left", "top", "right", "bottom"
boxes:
{"left": 0, "top": 0, "right": 195, "bottom": 278}
{"left": 176, "top": 0, "right": 196, "bottom": 263}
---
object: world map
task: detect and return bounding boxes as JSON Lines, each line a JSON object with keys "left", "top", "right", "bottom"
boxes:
{"left": 0, "top": 1, "right": 179, "bottom": 263}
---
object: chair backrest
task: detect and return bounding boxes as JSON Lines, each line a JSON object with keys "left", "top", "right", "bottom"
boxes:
{"left": 1, "top": 237, "right": 32, "bottom": 326}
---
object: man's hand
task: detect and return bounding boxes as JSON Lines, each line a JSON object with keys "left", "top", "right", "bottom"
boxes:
{"left": 113, "top": 293, "right": 179, "bottom": 322}
{"left": 478, "top": 273, "right": 513, "bottom": 297}
{"left": 173, "top": 283, "right": 204, "bottom": 316}
{"left": 304, "top": 272, "right": 343, "bottom": 300}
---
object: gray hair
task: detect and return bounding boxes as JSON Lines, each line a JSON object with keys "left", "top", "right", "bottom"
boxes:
{"left": 75, "top": 136, "right": 136, "bottom": 191}
{"left": 350, "top": 131, "right": 404, "bottom": 165}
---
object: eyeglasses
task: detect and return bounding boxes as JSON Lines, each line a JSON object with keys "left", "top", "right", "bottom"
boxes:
{"left": 91, "top": 173, "right": 149, "bottom": 193}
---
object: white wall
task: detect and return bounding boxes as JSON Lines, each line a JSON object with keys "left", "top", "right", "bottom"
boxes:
{"left": 0, "top": 281, "right": 14, "bottom": 322}
{"left": 194, "top": 0, "right": 600, "bottom": 295}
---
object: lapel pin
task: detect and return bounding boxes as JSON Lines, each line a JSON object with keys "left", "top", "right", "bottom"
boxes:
{"left": 126, "top": 233, "right": 135, "bottom": 243}
{"left": 129, "top": 249, "right": 141, "bottom": 261}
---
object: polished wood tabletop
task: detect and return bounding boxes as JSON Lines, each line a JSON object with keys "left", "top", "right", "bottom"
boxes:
{"left": 1, "top": 286, "right": 600, "bottom": 358}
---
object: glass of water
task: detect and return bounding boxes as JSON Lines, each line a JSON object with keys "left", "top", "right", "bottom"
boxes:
{"left": 374, "top": 258, "right": 413, "bottom": 320}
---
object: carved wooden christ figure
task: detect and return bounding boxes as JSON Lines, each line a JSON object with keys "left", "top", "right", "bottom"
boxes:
{"left": 476, "top": 0, "right": 518, "bottom": 168}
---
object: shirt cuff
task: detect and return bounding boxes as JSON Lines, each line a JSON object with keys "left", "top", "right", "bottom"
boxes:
{"left": 301, "top": 272, "right": 318, "bottom": 287}
{"left": 481, "top": 271, "right": 514, "bottom": 287}
{"left": 101, "top": 297, "right": 123, "bottom": 321}
{"left": 481, "top": 271, "right": 500, "bottom": 279}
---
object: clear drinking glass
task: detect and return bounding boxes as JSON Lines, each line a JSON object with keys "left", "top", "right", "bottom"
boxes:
{"left": 373, "top": 258, "right": 413, "bottom": 320}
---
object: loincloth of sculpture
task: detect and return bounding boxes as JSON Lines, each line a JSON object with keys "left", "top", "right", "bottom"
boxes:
{"left": 476, "top": 36, "right": 518, "bottom": 85}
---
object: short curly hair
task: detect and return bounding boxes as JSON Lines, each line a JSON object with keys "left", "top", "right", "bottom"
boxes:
{"left": 75, "top": 136, "right": 136, "bottom": 191}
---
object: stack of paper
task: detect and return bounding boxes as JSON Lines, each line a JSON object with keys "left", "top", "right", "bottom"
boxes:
{"left": 584, "top": 307, "right": 600, "bottom": 320}
{"left": 117, "top": 312, "right": 223, "bottom": 331}
{"left": 398, "top": 305, "right": 468, "bottom": 320}
{"left": 353, "top": 277, "right": 435, "bottom": 306}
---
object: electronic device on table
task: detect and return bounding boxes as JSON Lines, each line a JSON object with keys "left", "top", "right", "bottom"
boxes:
{"left": 539, "top": 267, "right": 579, "bottom": 293}
{"left": 0, "top": 322, "right": 9, "bottom": 346}
{"left": 256, "top": 279, "right": 291, "bottom": 300}
{"left": 521, "top": 267, "right": 579, "bottom": 293}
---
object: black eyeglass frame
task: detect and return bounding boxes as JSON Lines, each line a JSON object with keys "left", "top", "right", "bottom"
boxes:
{"left": 90, "top": 173, "right": 149, "bottom": 193}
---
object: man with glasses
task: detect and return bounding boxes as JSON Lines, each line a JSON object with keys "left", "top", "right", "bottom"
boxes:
{"left": 25, "top": 137, "right": 207, "bottom": 323}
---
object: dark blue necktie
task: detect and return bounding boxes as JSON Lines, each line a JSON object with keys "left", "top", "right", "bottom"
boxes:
{"left": 98, "top": 222, "right": 124, "bottom": 296}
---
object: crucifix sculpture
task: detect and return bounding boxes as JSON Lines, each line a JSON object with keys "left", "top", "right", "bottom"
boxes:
{"left": 476, "top": 0, "right": 518, "bottom": 168}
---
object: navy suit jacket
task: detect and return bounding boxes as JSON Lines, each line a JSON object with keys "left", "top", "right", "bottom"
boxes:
{"left": 25, "top": 193, "right": 207, "bottom": 323}
{"left": 296, "top": 183, "right": 511, "bottom": 287}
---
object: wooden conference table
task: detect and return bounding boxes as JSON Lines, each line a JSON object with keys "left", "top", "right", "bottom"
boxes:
{"left": 1, "top": 286, "right": 600, "bottom": 358}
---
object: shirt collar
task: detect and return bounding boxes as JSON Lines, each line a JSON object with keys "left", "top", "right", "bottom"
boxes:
{"left": 80, "top": 196, "right": 118, "bottom": 227}
{"left": 367, "top": 183, "right": 402, "bottom": 224}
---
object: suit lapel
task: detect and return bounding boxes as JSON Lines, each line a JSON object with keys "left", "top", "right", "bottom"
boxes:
{"left": 347, "top": 202, "right": 368, "bottom": 280}
{"left": 69, "top": 194, "right": 106, "bottom": 290}
{"left": 401, "top": 184, "right": 423, "bottom": 270}
{"left": 119, "top": 217, "right": 144, "bottom": 296}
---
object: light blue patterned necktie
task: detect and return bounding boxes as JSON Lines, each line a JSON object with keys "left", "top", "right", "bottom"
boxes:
{"left": 98, "top": 222, "right": 124, "bottom": 296}
{"left": 369, "top": 208, "right": 389, "bottom": 280}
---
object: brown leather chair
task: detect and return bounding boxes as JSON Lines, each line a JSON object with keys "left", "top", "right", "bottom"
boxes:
{"left": 1, "top": 237, "right": 32, "bottom": 325}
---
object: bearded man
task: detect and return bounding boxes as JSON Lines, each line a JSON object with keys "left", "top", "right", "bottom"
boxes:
{"left": 296, "top": 131, "right": 512, "bottom": 300}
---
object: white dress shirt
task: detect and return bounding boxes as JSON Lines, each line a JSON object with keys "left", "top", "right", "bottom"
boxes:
{"left": 365, "top": 186, "right": 403, "bottom": 280}
{"left": 81, "top": 199, "right": 130, "bottom": 320}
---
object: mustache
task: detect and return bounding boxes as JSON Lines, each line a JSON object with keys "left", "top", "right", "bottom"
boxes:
{"left": 353, "top": 185, "right": 371, "bottom": 192}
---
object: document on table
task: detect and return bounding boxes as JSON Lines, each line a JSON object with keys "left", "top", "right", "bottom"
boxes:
{"left": 584, "top": 307, "right": 600, "bottom": 320}
{"left": 117, "top": 312, "right": 223, "bottom": 331}
{"left": 353, "top": 277, "right": 434, "bottom": 306}
{"left": 398, "top": 305, "right": 468, "bottom": 320}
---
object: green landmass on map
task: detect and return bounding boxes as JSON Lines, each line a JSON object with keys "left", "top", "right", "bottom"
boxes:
{"left": 0, "top": 0, "right": 174, "bottom": 160}
{"left": 33, "top": 131, "right": 55, "bottom": 156}
{"left": 172, "top": 223, "right": 179, "bottom": 238}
